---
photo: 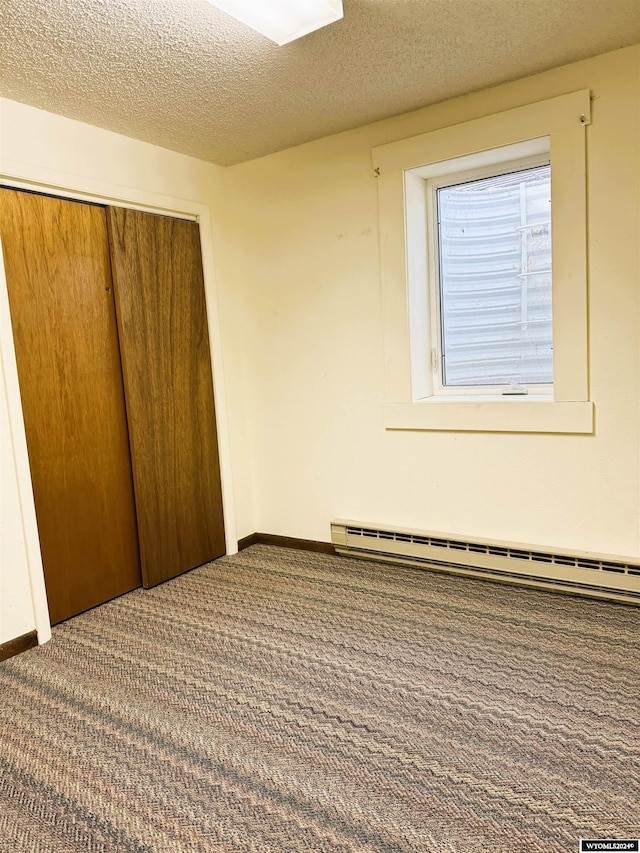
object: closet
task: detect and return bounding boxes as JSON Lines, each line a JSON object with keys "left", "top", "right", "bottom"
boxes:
{"left": 0, "top": 188, "right": 226, "bottom": 624}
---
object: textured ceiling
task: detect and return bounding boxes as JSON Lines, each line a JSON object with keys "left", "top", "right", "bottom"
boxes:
{"left": 1, "top": 0, "right": 639, "bottom": 166}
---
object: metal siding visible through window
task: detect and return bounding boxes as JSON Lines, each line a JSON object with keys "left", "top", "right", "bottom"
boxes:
{"left": 437, "top": 164, "right": 552, "bottom": 387}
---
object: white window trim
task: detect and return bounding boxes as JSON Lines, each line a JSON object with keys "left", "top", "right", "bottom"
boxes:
{"left": 420, "top": 145, "right": 553, "bottom": 398}
{"left": 373, "top": 90, "right": 593, "bottom": 434}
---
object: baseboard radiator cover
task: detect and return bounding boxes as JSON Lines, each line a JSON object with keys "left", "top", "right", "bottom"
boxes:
{"left": 331, "top": 521, "right": 640, "bottom": 605}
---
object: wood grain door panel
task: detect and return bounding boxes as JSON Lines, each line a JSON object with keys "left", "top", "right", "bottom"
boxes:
{"left": 0, "top": 189, "right": 142, "bottom": 624}
{"left": 106, "top": 207, "right": 225, "bottom": 587}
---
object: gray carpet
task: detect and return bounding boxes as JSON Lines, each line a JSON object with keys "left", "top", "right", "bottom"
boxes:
{"left": 1, "top": 544, "right": 639, "bottom": 852}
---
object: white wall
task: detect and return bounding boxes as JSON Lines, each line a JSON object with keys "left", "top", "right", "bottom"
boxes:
{"left": 0, "top": 98, "right": 255, "bottom": 644}
{"left": 222, "top": 46, "right": 640, "bottom": 559}
{"left": 2, "top": 44, "right": 639, "bottom": 646}
{"left": 0, "top": 328, "right": 41, "bottom": 642}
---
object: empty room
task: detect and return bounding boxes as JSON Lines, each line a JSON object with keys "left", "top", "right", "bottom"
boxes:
{"left": 1, "top": 1, "right": 639, "bottom": 851}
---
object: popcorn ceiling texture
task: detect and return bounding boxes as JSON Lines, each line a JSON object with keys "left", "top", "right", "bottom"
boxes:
{"left": 1, "top": 0, "right": 639, "bottom": 166}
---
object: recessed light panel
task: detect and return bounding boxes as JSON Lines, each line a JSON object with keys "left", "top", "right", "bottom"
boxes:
{"left": 205, "top": 0, "right": 344, "bottom": 45}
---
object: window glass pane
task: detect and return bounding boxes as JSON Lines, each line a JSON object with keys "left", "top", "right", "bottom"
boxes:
{"left": 437, "top": 164, "right": 552, "bottom": 387}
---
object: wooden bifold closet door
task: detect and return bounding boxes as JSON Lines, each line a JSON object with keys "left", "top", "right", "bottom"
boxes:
{"left": 106, "top": 207, "right": 225, "bottom": 589}
{"left": 0, "top": 189, "right": 142, "bottom": 624}
{"left": 1, "top": 189, "right": 225, "bottom": 624}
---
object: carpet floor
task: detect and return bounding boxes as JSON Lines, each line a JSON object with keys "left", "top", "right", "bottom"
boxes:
{"left": 0, "top": 544, "right": 638, "bottom": 852}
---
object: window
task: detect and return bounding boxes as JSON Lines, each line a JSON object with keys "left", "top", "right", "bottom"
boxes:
{"left": 373, "top": 90, "right": 593, "bottom": 433}
{"left": 428, "top": 158, "right": 552, "bottom": 394}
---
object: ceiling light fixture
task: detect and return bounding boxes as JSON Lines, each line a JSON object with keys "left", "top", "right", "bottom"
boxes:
{"left": 205, "top": 0, "right": 344, "bottom": 46}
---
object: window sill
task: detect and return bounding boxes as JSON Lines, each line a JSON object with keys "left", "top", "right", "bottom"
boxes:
{"left": 384, "top": 400, "right": 594, "bottom": 434}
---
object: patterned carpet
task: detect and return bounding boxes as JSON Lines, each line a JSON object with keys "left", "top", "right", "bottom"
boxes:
{"left": 1, "top": 544, "right": 639, "bottom": 852}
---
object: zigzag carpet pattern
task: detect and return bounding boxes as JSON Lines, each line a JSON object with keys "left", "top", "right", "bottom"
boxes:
{"left": 1, "top": 544, "right": 638, "bottom": 852}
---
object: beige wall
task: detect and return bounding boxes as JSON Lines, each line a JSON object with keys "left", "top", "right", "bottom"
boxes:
{"left": 222, "top": 45, "right": 640, "bottom": 558}
{"left": 0, "top": 99, "right": 254, "bottom": 644}
{"left": 1, "top": 44, "right": 639, "bottom": 645}
{"left": 0, "top": 342, "right": 39, "bottom": 641}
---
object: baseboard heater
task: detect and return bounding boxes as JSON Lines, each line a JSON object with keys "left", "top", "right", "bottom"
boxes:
{"left": 331, "top": 520, "right": 640, "bottom": 605}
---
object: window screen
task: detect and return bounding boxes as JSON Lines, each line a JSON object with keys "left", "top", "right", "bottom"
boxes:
{"left": 437, "top": 164, "right": 552, "bottom": 387}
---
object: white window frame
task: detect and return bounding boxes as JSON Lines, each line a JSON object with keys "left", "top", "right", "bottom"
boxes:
{"left": 419, "top": 145, "right": 553, "bottom": 398}
{"left": 373, "top": 90, "right": 593, "bottom": 433}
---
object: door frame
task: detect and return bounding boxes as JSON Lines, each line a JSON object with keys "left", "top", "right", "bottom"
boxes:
{"left": 0, "top": 172, "right": 238, "bottom": 642}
